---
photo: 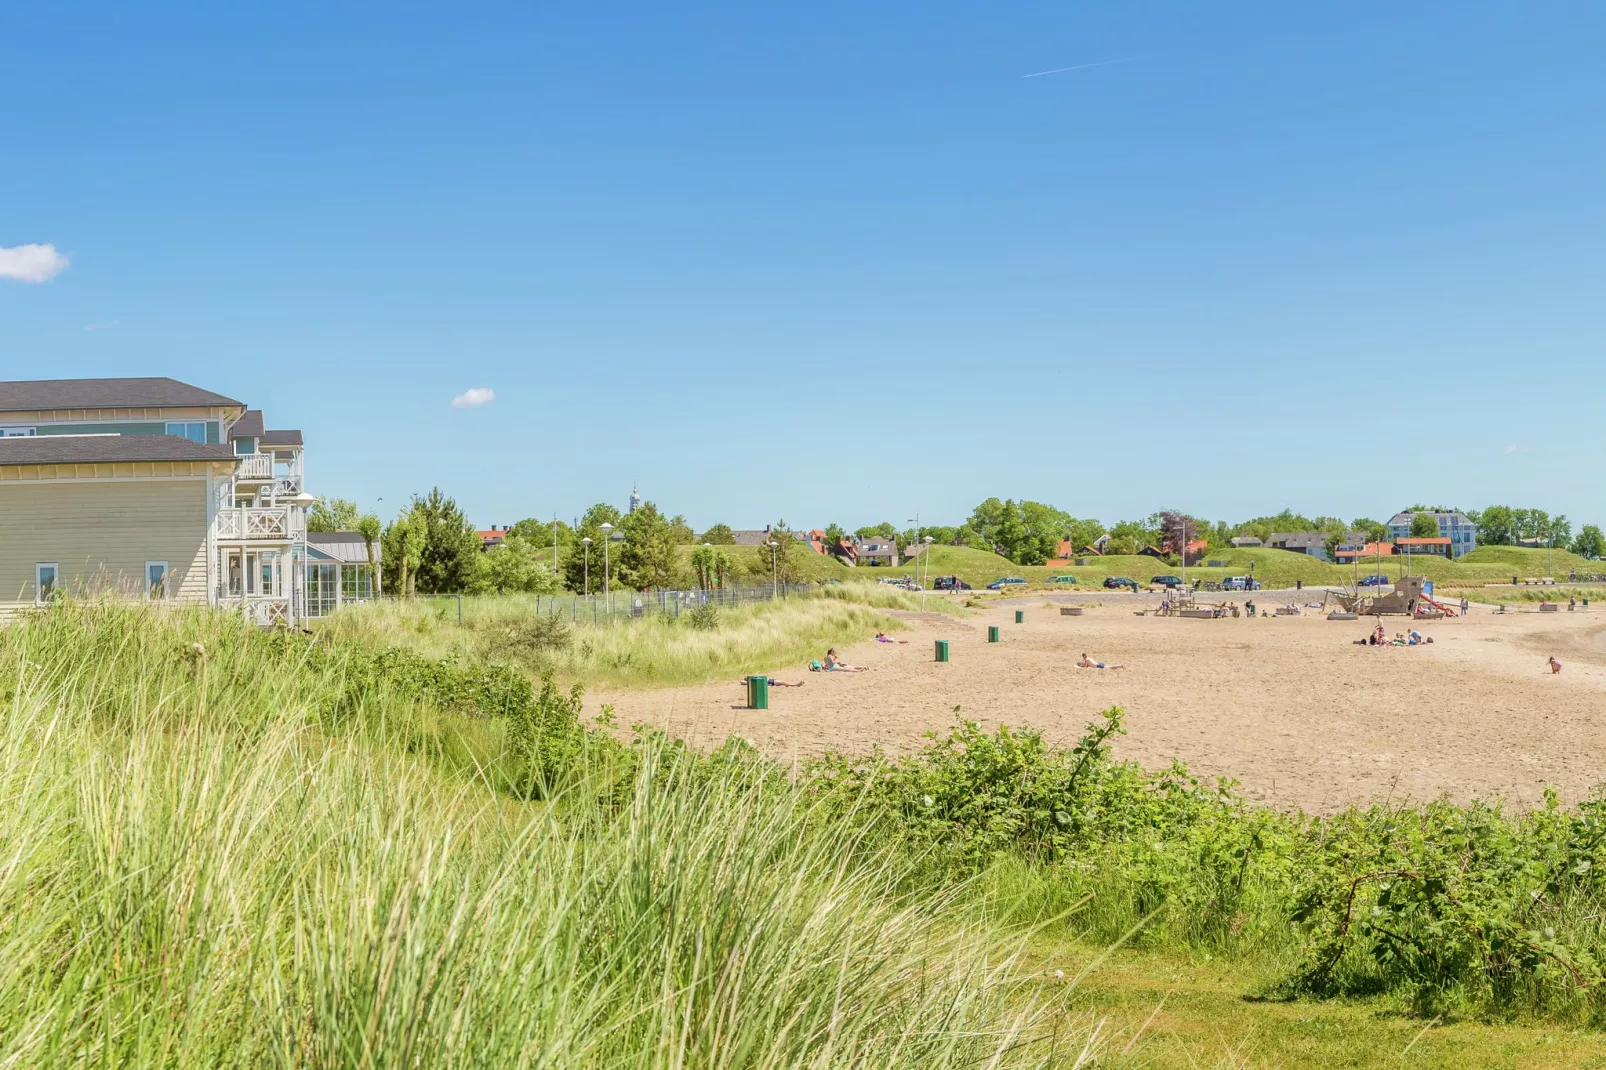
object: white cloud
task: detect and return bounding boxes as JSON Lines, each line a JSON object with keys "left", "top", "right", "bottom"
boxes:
{"left": 0, "top": 243, "right": 70, "bottom": 283}
{"left": 451, "top": 387, "right": 496, "bottom": 408}
{"left": 1502, "top": 444, "right": 1530, "bottom": 454}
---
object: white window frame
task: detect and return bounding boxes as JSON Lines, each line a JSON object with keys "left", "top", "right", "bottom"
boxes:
{"left": 35, "top": 563, "right": 59, "bottom": 604}
{"left": 165, "top": 421, "right": 207, "bottom": 444}
{"left": 2, "top": 426, "right": 37, "bottom": 437}
{"left": 145, "top": 561, "right": 170, "bottom": 602}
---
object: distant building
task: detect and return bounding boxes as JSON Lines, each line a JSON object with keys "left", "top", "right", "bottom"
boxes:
{"left": 1268, "top": 532, "right": 1330, "bottom": 560}
{"left": 1335, "top": 541, "right": 1395, "bottom": 565}
{"left": 1229, "top": 535, "right": 1263, "bottom": 548}
{"left": 1395, "top": 536, "right": 1453, "bottom": 559}
{"left": 858, "top": 539, "right": 899, "bottom": 567}
{"left": 628, "top": 483, "right": 642, "bottom": 513}
{"left": 478, "top": 525, "right": 509, "bottom": 551}
{"left": 1386, "top": 510, "right": 1476, "bottom": 558}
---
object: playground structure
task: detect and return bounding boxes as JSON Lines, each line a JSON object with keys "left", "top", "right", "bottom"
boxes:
{"left": 1330, "top": 576, "right": 1459, "bottom": 618}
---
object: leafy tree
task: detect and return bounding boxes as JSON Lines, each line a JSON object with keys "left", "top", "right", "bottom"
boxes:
{"left": 618, "top": 501, "right": 683, "bottom": 590}
{"left": 402, "top": 488, "right": 482, "bottom": 594}
{"left": 1547, "top": 514, "right": 1572, "bottom": 549}
{"left": 822, "top": 522, "right": 845, "bottom": 544}
{"left": 854, "top": 522, "right": 897, "bottom": 541}
{"left": 668, "top": 514, "right": 696, "bottom": 545}
{"left": 1155, "top": 511, "right": 1205, "bottom": 557}
{"left": 1572, "top": 524, "right": 1606, "bottom": 560}
{"left": 470, "top": 535, "right": 561, "bottom": 594}
{"left": 691, "top": 544, "right": 733, "bottom": 589}
{"left": 1473, "top": 505, "right": 1515, "bottom": 545}
{"left": 754, "top": 521, "right": 800, "bottom": 584}
{"left": 1066, "top": 517, "right": 1107, "bottom": 553}
{"left": 1409, "top": 513, "right": 1441, "bottom": 538}
{"left": 381, "top": 506, "right": 428, "bottom": 597}
{"left": 699, "top": 523, "right": 736, "bottom": 545}
{"left": 1350, "top": 518, "right": 1390, "bottom": 544}
{"left": 563, "top": 503, "right": 627, "bottom": 592}
{"left": 1105, "top": 518, "right": 1157, "bottom": 556}
{"left": 356, "top": 513, "right": 382, "bottom": 594}
{"left": 308, "top": 497, "right": 361, "bottom": 533}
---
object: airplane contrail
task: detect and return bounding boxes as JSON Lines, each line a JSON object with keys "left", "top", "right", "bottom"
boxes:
{"left": 1021, "top": 58, "right": 1128, "bottom": 79}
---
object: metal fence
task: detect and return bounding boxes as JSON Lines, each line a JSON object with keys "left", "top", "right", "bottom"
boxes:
{"left": 426, "top": 584, "right": 817, "bottom": 626}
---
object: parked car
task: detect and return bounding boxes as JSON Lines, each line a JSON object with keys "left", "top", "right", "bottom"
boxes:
{"left": 986, "top": 577, "right": 1028, "bottom": 590}
{"left": 1150, "top": 575, "right": 1184, "bottom": 589}
{"left": 1221, "top": 575, "right": 1262, "bottom": 591}
{"left": 1358, "top": 574, "right": 1392, "bottom": 587}
{"left": 1103, "top": 576, "right": 1139, "bottom": 591}
{"left": 932, "top": 575, "right": 971, "bottom": 591}
{"left": 1049, "top": 574, "right": 1078, "bottom": 584}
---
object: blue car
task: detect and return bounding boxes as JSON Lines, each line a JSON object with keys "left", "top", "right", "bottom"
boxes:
{"left": 1359, "top": 574, "right": 1391, "bottom": 587}
{"left": 986, "top": 577, "right": 1027, "bottom": 590}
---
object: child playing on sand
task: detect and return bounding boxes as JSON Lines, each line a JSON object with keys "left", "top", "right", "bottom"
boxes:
{"left": 1550, "top": 656, "right": 1562, "bottom": 674}
{"left": 1077, "top": 653, "right": 1126, "bottom": 670}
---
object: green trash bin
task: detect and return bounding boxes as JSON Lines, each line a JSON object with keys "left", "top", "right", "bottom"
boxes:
{"left": 1014, "top": 610, "right": 1024, "bottom": 624}
{"left": 934, "top": 640, "right": 950, "bottom": 662}
{"left": 987, "top": 625, "right": 1000, "bottom": 643}
{"left": 746, "top": 675, "right": 769, "bottom": 710}
{"left": 1585, "top": 598, "right": 1591, "bottom": 607}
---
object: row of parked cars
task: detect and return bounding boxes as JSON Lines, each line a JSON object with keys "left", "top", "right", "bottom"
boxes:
{"left": 974, "top": 573, "right": 1266, "bottom": 592}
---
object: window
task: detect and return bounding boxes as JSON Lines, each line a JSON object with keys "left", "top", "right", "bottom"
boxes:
{"left": 234, "top": 437, "right": 257, "bottom": 454}
{"left": 166, "top": 421, "right": 207, "bottom": 444}
{"left": 35, "top": 563, "right": 58, "bottom": 603}
{"left": 145, "top": 561, "right": 169, "bottom": 601}
{"left": 1, "top": 426, "right": 36, "bottom": 437}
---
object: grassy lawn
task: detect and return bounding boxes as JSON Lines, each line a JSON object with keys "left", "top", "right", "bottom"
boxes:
{"left": 1042, "top": 945, "right": 1606, "bottom": 1068}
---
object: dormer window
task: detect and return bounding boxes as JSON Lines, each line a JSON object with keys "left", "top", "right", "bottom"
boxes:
{"left": 234, "top": 437, "right": 257, "bottom": 455}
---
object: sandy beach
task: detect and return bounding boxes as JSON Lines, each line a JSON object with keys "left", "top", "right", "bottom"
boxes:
{"left": 593, "top": 592, "right": 1606, "bottom": 814}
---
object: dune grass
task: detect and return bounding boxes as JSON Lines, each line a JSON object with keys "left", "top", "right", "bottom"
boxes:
{"left": 320, "top": 587, "right": 924, "bottom": 689}
{"left": 0, "top": 603, "right": 1089, "bottom": 1067}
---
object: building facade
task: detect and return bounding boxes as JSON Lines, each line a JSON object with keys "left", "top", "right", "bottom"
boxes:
{"left": 0, "top": 377, "right": 317, "bottom": 624}
{"left": 1386, "top": 510, "right": 1477, "bottom": 558}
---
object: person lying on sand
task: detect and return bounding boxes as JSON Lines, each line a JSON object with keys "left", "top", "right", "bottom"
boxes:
{"left": 823, "top": 649, "right": 867, "bottom": 672}
{"left": 873, "top": 632, "right": 907, "bottom": 644}
{"left": 1550, "top": 656, "right": 1563, "bottom": 675}
{"left": 1077, "top": 653, "right": 1126, "bottom": 670}
{"left": 738, "top": 677, "right": 803, "bottom": 688}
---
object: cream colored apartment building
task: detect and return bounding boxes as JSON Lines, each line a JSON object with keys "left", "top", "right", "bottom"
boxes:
{"left": 0, "top": 377, "right": 314, "bottom": 623}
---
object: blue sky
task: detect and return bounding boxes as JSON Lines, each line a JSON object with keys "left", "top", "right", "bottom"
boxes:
{"left": 4, "top": 2, "right": 1604, "bottom": 532}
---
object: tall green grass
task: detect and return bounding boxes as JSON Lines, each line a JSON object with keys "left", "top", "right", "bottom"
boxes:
{"left": 0, "top": 603, "right": 1088, "bottom": 1066}
{"left": 320, "top": 588, "right": 928, "bottom": 688}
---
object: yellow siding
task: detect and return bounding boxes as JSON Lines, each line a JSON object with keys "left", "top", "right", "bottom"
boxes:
{"left": 0, "top": 479, "right": 209, "bottom": 610}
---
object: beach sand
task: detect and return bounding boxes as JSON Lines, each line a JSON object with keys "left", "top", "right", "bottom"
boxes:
{"left": 591, "top": 594, "right": 1606, "bottom": 814}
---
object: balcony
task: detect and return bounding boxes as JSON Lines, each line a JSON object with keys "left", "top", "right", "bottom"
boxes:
{"left": 214, "top": 506, "right": 305, "bottom": 542}
{"left": 236, "top": 453, "right": 274, "bottom": 479}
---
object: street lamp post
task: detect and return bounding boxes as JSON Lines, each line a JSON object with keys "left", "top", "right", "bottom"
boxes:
{"left": 767, "top": 540, "right": 778, "bottom": 598}
{"left": 922, "top": 535, "right": 933, "bottom": 610}
{"left": 582, "top": 536, "right": 591, "bottom": 596}
{"left": 600, "top": 522, "right": 613, "bottom": 610}
{"left": 551, "top": 517, "right": 560, "bottom": 573}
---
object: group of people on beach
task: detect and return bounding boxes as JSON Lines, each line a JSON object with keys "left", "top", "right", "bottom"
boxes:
{"left": 1361, "top": 623, "right": 1432, "bottom": 647}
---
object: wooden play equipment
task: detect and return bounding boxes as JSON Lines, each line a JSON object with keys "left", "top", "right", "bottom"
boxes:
{"left": 1331, "top": 576, "right": 1458, "bottom": 618}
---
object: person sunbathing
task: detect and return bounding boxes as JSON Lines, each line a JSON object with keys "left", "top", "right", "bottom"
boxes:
{"left": 873, "top": 632, "right": 907, "bottom": 644}
{"left": 823, "top": 649, "right": 867, "bottom": 672}
{"left": 738, "top": 677, "right": 804, "bottom": 688}
{"left": 1077, "top": 653, "right": 1125, "bottom": 670}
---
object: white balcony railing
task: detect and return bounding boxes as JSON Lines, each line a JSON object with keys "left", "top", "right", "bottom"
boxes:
{"left": 213, "top": 507, "right": 304, "bottom": 542}
{"left": 242, "top": 597, "right": 291, "bottom": 627}
{"left": 236, "top": 453, "right": 274, "bottom": 479}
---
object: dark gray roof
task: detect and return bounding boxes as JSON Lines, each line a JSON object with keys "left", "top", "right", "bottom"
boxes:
{"left": 0, "top": 377, "right": 244, "bottom": 412}
{"left": 229, "top": 409, "right": 264, "bottom": 439}
{"left": 1269, "top": 532, "right": 1327, "bottom": 548}
{"left": 0, "top": 435, "right": 238, "bottom": 466}
{"left": 308, "top": 531, "right": 381, "bottom": 564}
{"left": 262, "top": 428, "right": 303, "bottom": 447}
